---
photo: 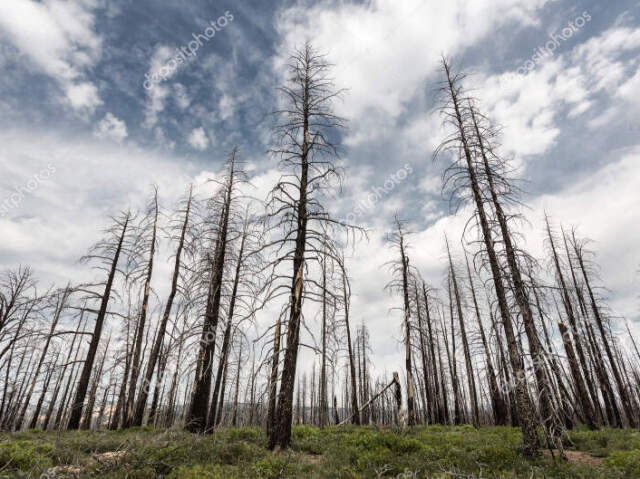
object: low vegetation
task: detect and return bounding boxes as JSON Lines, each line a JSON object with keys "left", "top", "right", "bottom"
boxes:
{"left": 1, "top": 426, "right": 639, "bottom": 479}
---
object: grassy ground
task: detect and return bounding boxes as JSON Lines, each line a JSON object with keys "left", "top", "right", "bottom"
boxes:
{"left": 1, "top": 425, "right": 639, "bottom": 478}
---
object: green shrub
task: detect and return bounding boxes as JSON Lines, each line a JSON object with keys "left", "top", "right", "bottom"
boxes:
{"left": 0, "top": 440, "right": 54, "bottom": 472}
{"left": 604, "top": 450, "right": 640, "bottom": 477}
{"left": 168, "top": 464, "right": 233, "bottom": 479}
{"left": 475, "top": 444, "right": 519, "bottom": 470}
{"left": 292, "top": 425, "right": 320, "bottom": 440}
{"left": 227, "top": 427, "right": 261, "bottom": 442}
{"left": 247, "top": 456, "right": 294, "bottom": 479}
{"left": 216, "top": 440, "right": 265, "bottom": 465}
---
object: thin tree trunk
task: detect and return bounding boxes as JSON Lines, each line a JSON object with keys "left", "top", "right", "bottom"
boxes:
{"left": 132, "top": 188, "right": 192, "bottom": 426}
{"left": 125, "top": 190, "right": 159, "bottom": 427}
{"left": 447, "top": 239, "right": 479, "bottom": 427}
{"left": 68, "top": 215, "right": 129, "bottom": 430}
{"left": 441, "top": 60, "right": 538, "bottom": 455}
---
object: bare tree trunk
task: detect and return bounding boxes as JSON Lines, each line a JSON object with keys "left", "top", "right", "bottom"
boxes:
{"left": 17, "top": 288, "right": 69, "bottom": 429}
{"left": 447, "top": 239, "right": 479, "bottom": 427}
{"left": 469, "top": 104, "right": 560, "bottom": 444}
{"left": 187, "top": 154, "right": 237, "bottom": 433}
{"left": 319, "top": 254, "right": 328, "bottom": 428}
{"left": 464, "top": 251, "right": 507, "bottom": 425}
{"left": 68, "top": 214, "right": 129, "bottom": 430}
{"left": 341, "top": 264, "right": 360, "bottom": 426}
{"left": 231, "top": 344, "right": 242, "bottom": 427}
{"left": 445, "top": 276, "right": 462, "bottom": 425}
{"left": 28, "top": 352, "right": 59, "bottom": 429}
{"left": 125, "top": 189, "right": 159, "bottom": 427}
{"left": 421, "top": 284, "right": 443, "bottom": 424}
{"left": 147, "top": 344, "right": 167, "bottom": 426}
{"left": 572, "top": 232, "right": 637, "bottom": 427}
{"left": 266, "top": 314, "right": 281, "bottom": 437}
{"left": 215, "top": 352, "right": 229, "bottom": 426}
{"left": 546, "top": 217, "right": 598, "bottom": 430}
{"left": 439, "top": 60, "right": 538, "bottom": 455}
{"left": 81, "top": 337, "right": 110, "bottom": 430}
{"left": 133, "top": 187, "right": 192, "bottom": 427}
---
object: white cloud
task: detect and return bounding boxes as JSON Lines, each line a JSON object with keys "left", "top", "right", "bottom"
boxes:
{"left": 173, "top": 83, "right": 191, "bottom": 110}
{"left": 532, "top": 150, "right": 640, "bottom": 320}
{"left": 0, "top": 0, "right": 103, "bottom": 112}
{"left": 275, "top": 0, "right": 550, "bottom": 144}
{"left": 93, "top": 112, "right": 128, "bottom": 143}
{"left": 187, "top": 127, "right": 210, "bottom": 151}
{"left": 0, "top": 128, "right": 207, "bottom": 286}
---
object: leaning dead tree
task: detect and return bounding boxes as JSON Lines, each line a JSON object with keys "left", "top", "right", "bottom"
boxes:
{"left": 131, "top": 185, "right": 194, "bottom": 427}
{"left": 67, "top": 211, "right": 132, "bottom": 430}
{"left": 124, "top": 187, "right": 159, "bottom": 428}
{"left": 434, "top": 59, "right": 539, "bottom": 455}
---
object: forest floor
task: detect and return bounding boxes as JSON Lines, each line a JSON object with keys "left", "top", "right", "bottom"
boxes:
{"left": 1, "top": 425, "right": 639, "bottom": 478}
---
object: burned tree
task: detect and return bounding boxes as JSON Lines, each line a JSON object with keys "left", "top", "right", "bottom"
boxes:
{"left": 186, "top": 149, "right": 243, "bottom": 433}
{"left": 386, "top": 217, "right": 416, "bottom": 426}
{"left": 434, "top": 59, "right": 539, "bottom": 455}
{"left": 67, "top": 211, "right": 132, "bottom": 430}
{"left": 263, "top": 43, "right": 357, "bottom": 449}
{"left": 124, "top": 187, "right": 159, "bottom": 428}
{"left": 131, "top": 186, "right": 194, "bottom": 427}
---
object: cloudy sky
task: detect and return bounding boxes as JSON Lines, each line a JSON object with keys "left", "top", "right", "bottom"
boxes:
{"left": 1, "top": 0, "right": 639, "bottom": 374}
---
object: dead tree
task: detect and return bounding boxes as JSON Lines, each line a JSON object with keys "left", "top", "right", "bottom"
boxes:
{"left": 338, "top": 253, "right": 360, "bottom": 426}
{"left": 571, "top": 230, "right": 637, "bottom": 427}
{"left": 263, "top": 43, "right": 357, "bottom": 450}
{"left": 467, "top": 101, "right": 563, "bottom": 448}
{"left": 464, "top": 250, "right": 507, "bottom": 425}
{"left": 124, "top": 187, "right": 159, "bottom": 427}
{"left": 15, "top": 286, "right": 70, "bottom": 429}
{"left": 187, "top": 150, "right": 241, "bottom": 433}
{"left": 386, "top": 218, "right": 416, "bottom": 426}
{"left": 435, "top": 59, "right": 538, "bottom": 455}
{"left": 42, "top": 311, "right": 87, "bottom": 430}
{"left": 545, "top": 216, "right": 597, "bottom": 430}
{"left": 132, "top": 186, "right": 194, "bottom": 427}
{"left": 207, "top": 216, "right": 250, "bottom": 430}
{"left": 68, "top": 211, "right": 131, "bottom": 430}
{"left": 446, "top": 238, "right": 479, "bottom": 427}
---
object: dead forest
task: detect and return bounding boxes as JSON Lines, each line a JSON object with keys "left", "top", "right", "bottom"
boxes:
{"left": 1, "top": 45, "right": 639, "bottom": 459}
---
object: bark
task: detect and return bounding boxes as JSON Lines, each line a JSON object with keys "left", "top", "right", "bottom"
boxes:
{"left": 187, "top": 154, "right": 236, "bottom": 433}
{"left": 132, "top": 187, "right": 192, "bottom": 427}
{"left": 341, "top": 267, "right": 360, "bottom": 426}
{"left": 207, "top": 223, "right": 247, "bottom": 431}
{"left": 546, "top": 217, "right": 598, "bottom": 430}
{"left": 573, "top": 233, "right": 637, "bottom": 427}
{"left": 319, "top": 254, "right": 328, "bottom": 427}
{"left": 232, "top": 344, "right": 242, "bottom": 427}
{"left": 125, "top": 190, "right": 159, "bottom": 427}
{"left": 16, "top": 288, "right": 69, "bottom": 429}
{"left": 470, "top": 105, "right": 559, "bottom": 442}
{"left": 446, "top": 239, "right": 479, "bottom": 427}
{"left": 440, "top": 60, "right": 538, "bottom": 455}
{"left": 68, "top": 214, "right": 129, "bottom": 430}
{"left": 81, "top": 336, "right": 110, "bottom": 430}
{"left": 464, "top": 251, "right": 507, "bottom": 425}
{"left": 28, "top": 352, "right": 59, "bottom": 430}
{"left": 266, "top": 313, "right": 281, "bottom": 437}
